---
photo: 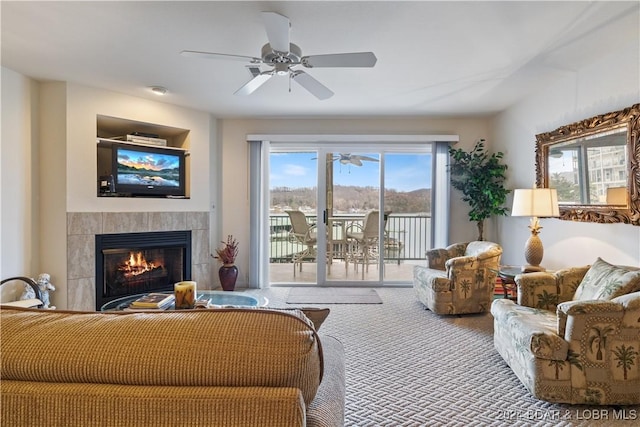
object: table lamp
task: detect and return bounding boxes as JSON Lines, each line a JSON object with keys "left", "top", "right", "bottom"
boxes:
{"left": 606, "top": 187, "right": 627, "bottom": 205}
{"left": 511, "top": 188, "right": 559, "bottom": 272}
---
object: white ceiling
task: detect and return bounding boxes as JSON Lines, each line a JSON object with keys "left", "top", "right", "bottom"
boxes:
{"left": 2, "top": 1, "right": 638, "bottom": 118}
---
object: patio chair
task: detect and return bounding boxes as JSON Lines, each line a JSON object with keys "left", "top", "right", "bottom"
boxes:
{"left": 346, "top": 210, "right": 380, "bottom": 279}
{"left": 286, "top": 210, "right": 318, "bottom": 276}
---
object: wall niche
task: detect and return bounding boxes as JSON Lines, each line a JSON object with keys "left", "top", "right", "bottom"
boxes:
{"left": 96, "top": 115, "right": 191, "bottom": 198}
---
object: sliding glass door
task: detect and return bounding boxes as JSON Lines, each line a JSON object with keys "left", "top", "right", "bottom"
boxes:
{"left": 269, "top": 150, "right": 319, "bottom": 284}
{"left": 267, "top": 143, "right": 433, "bottom": 286}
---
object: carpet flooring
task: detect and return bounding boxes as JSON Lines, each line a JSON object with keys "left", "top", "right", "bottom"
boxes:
{"left": 286, "top": 287, "right": 383, "bottom": 304}
{"left": 251, "top": 287, "right": 640, "bottom": 427}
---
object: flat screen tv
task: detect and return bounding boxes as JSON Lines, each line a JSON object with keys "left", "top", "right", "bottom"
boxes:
{"left": 112, "top": 143, "right": 186, "bottom": 197}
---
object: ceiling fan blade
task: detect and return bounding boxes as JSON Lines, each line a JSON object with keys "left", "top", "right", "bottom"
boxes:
{"left": 291, "top": 71, "right": 334, "bottom": 100}
{"left": 262, "top": 12, "right": 290, "bottom": 53}
{"left": 246, "top": 66, "right": 262, "bottom": 78}
{"left": 234, "top": 73, "right": 272, "bottom": 96}
{"left": 302, "top": 52, "right": 377, "bottom": 68}
{"left": 181, "top": 50, "right": 262, "bottom": 63}
{"left": 353, "top": 155, "right": 379, "bottom": 162}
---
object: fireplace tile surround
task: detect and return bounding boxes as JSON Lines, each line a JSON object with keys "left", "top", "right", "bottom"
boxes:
{"left": 67, "top": 211, "right": 210, "bottom": 311}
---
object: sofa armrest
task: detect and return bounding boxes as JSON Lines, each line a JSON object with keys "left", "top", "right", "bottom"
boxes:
{"left": 515, "top": 271, "right": 558, "bottom": 308}
{"left": 425, "top": 243, "right": 469, "bottom": 270}
{"left": 491, "top": 300, "right": 568, "bottom": 361}
{"left": 425, "top": 248, "right": 449, "bottom": 270}
{"left": 445, "top": 255, "right": 476, "bottom": 270}
{"left": 612, "top": 290, "right": 640, "bottom": 309}
{"left": 307, "top": 335, "right": 345, "bottom": 427}
{"left": 556, "top": 299, "right": 625, "bottom": 352}
{"left": 611, "top": 291, "right": 640, "bottom": 330}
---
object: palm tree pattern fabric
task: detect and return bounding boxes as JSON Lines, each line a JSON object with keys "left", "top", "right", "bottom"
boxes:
{"left": 491, "top": 261, "right": 640, "bottom": 405}
{"left": 413, "top": 241, "right": 502, "bottom": 315}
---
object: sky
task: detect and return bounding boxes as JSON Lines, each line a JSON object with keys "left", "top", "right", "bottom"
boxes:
{"left": 270, "top": 152, "right": 432, "bottom": 192}
{"left": 117, "top": 148, "right": 180, "bottom": 171}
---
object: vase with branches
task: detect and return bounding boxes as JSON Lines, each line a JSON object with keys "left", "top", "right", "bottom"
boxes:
{"left": 449, "top": 139, "right": 510, "bottom": 241}
{"left": 213, "top": 235, "right": 239, "bottom": 291}
{"left": 213, "top": 235, "right": 239, "bottom": 266}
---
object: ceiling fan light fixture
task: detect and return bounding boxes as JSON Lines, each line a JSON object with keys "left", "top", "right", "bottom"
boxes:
{"left": 275, "top": 63, "right": 289, "bottom": 76}
{"left": 149, "top": 86, "right": 168, "bottom": 95}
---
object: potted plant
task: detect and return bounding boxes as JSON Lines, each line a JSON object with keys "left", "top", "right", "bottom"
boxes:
{"left": 213, "top": 235, "right": 239, "bottom": 291}
{"left": 449, "top": 139, "right": 510, "bottom": 241}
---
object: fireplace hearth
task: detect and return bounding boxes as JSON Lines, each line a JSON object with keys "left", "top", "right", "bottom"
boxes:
{"left": 95, "top": 231, "right": 191, "bottom": 310}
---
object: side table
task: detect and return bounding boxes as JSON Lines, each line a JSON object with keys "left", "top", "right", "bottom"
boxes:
{"left": 493, "top": 266, "right": 524, "bottom": 301}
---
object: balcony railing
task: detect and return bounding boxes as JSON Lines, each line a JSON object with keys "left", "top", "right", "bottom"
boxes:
{"left": 269, "top": 213, "right": 431, "bottom": 263}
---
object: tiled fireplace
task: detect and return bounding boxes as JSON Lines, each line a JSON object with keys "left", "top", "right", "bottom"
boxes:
{"left": 67, "top": 211, "right": 210, "bottom": 311}
{"left": 95, "top": 230, "right": 192, "bottom": 310}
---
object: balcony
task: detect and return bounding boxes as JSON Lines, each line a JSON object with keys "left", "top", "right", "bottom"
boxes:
{"left": 269, "top": 213, "right": 431, "bottom": 283}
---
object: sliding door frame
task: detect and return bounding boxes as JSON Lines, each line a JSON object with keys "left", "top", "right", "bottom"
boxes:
{"left": 248, "top": 134, "right": 458, "bottom": 288}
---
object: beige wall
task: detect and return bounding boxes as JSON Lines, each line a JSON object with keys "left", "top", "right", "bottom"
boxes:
{"left": 1, "top": 68, "right": 40, "bottom": 279}
{"left": 217, "top": 117, "right": 493, "bottom": 285}
{"left": 493, "top": 41, "right": 640, "bottom": 268}
{"left": 1, "top": 74, "right": 216, "bottom": 308}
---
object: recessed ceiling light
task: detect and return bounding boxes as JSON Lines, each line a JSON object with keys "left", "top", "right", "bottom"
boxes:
{"left": 149, "top": 86, "right": 168, "bottom": 95}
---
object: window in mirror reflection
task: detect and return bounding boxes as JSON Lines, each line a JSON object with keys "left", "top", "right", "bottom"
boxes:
{"left": 547, "top": 126, "right": 628, "bottom": 206}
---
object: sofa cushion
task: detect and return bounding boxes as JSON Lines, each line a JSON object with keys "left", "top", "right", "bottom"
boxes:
{"left": 465, "top": 241, "right": 502, "bottom": 260}
{"left": 299, "top": 307, "right": 330, "bottom": 330}
{"left": 573, "top": 257, "right": 640, "bottom": 301}
{"left": 1, "top": 306, "right": 323, "bottom": 406}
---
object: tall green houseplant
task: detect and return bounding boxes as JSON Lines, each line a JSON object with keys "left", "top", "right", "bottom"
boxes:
{"left": 449, "top": 139, "right": 510, "bottom": 241}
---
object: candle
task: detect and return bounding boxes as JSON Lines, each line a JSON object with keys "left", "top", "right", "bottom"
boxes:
{"left": 174, "top": 281, "right": 196, "bottom": 309}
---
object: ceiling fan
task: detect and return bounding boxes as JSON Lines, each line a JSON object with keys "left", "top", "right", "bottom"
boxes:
{"left": 333, "top": 153, "right": 379, "bottom": 166}
{"left": 181, "top": 11, "right": 377, "bottom": 100}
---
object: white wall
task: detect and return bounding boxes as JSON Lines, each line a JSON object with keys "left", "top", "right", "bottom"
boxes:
{"left": 1, "top": 75, "right": 216, "bottom": 307}
{"left": 493, "top": 43, "right": 640, "bottom": 269}
{"left": 1, "top": 67, "right": 40, "bottom": 279}
{"left": 218, "top": 117, "right": 492, "bottom": 285}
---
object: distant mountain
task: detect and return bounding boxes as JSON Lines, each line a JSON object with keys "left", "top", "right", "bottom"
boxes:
{"left": 271, "top": 185, "right": 431, "bottom": 214}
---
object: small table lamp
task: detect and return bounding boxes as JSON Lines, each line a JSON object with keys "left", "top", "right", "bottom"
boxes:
{"left": 511, "top": 188, "right": 560, "bottom": 272}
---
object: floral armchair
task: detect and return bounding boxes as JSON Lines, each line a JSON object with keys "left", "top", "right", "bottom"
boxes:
{"left": 491, "top": 257, "right": 640, "bottom": 404}
{"left": 413, "top": 241, "right": 502, "bottom": 315}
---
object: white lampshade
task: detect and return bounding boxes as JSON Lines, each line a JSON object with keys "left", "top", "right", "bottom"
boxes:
{"left": 511, "top": 188, "right": 560, "bottom": 217}
{"left": 606, "top": 187, "right": 627, "bottom": 205}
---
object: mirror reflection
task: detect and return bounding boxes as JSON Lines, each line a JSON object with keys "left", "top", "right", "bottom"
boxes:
{"left": 547, "top": 126, "right": 628, "bottom": 206}
{"left": 535, "top": 103, "right": 640, "bottom": 225}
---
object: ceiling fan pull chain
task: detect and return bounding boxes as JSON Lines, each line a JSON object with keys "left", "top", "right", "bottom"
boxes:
{"left": 289, "top": 73, "right": 292, "bottom": 93}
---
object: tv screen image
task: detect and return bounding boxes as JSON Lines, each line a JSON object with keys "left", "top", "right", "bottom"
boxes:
{"left": 113, "top": 144, "right": 186, "bottom": 197}
{"left": 117, "top": 148, "right": 180, "bottom": 187}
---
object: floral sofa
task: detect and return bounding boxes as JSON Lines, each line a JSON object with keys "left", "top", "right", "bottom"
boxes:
{"left": 491, "top": 258, "right": 640, "bottom": 404}
{"left": 413, "top": 241, "right": 502, "bottom": 315}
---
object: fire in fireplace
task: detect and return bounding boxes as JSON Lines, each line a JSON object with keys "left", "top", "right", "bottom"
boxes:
{"left": 95, "top": 231, "right": 191, "bottom": 310}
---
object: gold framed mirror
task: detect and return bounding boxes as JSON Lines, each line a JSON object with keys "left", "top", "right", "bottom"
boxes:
{"left": 535, "top": 103, "right": 640, "bottom": 225}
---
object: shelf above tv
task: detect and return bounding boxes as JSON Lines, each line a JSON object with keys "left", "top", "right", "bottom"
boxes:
{"left": 96, "top": 115, "right": 190, "bottom": 149}
{"left": 97, "top": 138, "right": 190, "bottom": 155}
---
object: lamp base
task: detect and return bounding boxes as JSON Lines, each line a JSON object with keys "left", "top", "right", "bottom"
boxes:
{"left": 522, "top": 265, "right": 545, "bottom": 273}
{"left": 524, "top": 233, "right": 544, "bottom": 268}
